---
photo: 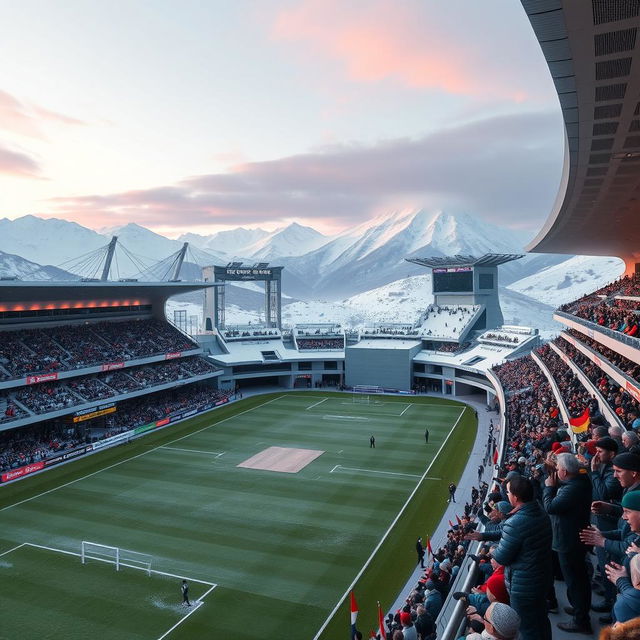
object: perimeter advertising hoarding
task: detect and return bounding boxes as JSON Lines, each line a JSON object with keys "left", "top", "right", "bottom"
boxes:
{"left": 1, "top": 461, "right": 45, "bottom": 482}
{"left": 73, "top": 402, "right": 117, "bottom": 423}
{"left": 101, "top": 361, "right": 125, "bottom": 371}
{"left": 26, "top": 372, "right": 58, "bottom": 385}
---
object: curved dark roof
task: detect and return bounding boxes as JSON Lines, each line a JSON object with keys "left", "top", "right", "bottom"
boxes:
{"left": 522, "top": 0, "right": 640, "bottom": 260}
{"left": 0, "top": 280, "right": 218, "bottom": 307}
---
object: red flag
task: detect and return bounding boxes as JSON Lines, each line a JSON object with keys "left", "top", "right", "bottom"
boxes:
{"left": 350, "top": 590, "right": 358, "bottom": 629}
{"left": 427, "top": 537, "right": 433, "bottom": 557}
{"left": 369, "top": 632, "right": 377, "bottom": 639}
{"left": 448, "top": 519, "right": 454, "bottom": 528}
{"left": 456, "top": 514, "right": 462, "bottom": 526}
{"left": 377, "top": 601, "right": 387, "bottom": 640}
{"left": 493, "top": 445, "right": 499, "bottom": 465}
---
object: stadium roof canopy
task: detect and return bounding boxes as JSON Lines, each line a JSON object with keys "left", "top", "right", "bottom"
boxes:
{"left": 522, "top": 0, "right": 640, "bottom": 265}
{"left": 405, "top": 254, "right": 524, "bottom": 269}
{"left": 0, "top": 280, "right": 218, "bottom": 307}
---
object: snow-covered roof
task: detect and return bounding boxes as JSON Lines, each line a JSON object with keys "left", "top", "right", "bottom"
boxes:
{"left": 348, "top": 339, "right": 422, "bottom": 350}
{"left": 406, "top": 254, "right": 523, "bottom": 268}
{"left": 414, "top": 342, "right": 517, "bottom": 372}
{"left": 211, "top": 340, "right": 344, "bottom": 365}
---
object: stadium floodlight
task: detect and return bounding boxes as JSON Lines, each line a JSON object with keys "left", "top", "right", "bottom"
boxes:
{"left": 81, "top": 541, "right": 152, "bottom": 576}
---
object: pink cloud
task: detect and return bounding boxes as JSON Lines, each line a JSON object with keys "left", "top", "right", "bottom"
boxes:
{"left": 271, "top": 0, "right": 529, "bottom": 100}
{"left": 0, "top": 90, "right": 85, "bottom": 138}
{"left": 0, "top": 143, "right": 42, "bottom": 178}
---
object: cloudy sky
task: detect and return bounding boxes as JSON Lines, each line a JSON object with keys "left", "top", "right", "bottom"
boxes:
{"left": 0, "top": 0, "right": 564, "bottom": 237}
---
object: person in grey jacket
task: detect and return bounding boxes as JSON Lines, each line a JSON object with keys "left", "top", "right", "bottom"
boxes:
{"left": 543, "top": 452, "right": 593, "bottom": 633}
{"left": 493, "top": 474, "right": 552, "bottom": 640}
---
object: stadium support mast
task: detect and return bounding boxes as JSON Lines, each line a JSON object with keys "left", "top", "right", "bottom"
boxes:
{"left": 170, "top": 242, "right": 189, "bottom": 281}
{"left": 101, "top": 236, "right": 118, "bottom": 281}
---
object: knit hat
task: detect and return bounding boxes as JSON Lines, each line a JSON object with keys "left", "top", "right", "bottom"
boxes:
{"left": 486, "top": 572, "right": 509, "bottom": 604}
{"left": 487, "top": 603, "right": 520, "bottom": 638}
{"left": 495, "top": 501, "right": 512, "bottom": 515}
{"left": 596, "top": 437, "right": 619, "bottom": 453}
{"left": 554, "top": 446, "right": 570, "bottom": 454}
{"left": 551, "top": 441, "right": 565, "bottom": 453}
{"left": 399, "top": 611, "right": 411, "bottom": 626}
{"left": 584, "top": 440, "right": 598, "bottom": 455}
{"left": 622, "top": 491, "right": 640, "bottom": 511}
{"left": 613, "top": 452, "right": 640, "bottom": 472}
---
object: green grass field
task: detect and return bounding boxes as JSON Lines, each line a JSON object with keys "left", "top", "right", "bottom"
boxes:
{"left": 0, "top": 392, "right": 476, "bottom": 639}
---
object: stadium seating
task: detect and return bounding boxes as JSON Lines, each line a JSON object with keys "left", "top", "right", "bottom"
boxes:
{"left": 0, "top": 319, "right": 198, "bottom": 381}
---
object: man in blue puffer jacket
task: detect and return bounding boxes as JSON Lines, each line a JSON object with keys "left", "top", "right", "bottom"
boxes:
{"left": 493, "top": 474, "right": 553, "bottom": 640}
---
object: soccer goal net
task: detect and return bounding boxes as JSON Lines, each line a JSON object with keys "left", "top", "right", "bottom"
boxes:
{"left": 81, "top": 541, "right": 153, "bottom": 576}
{"left": 352, "top": 385, "right": 384, "bottom": 404}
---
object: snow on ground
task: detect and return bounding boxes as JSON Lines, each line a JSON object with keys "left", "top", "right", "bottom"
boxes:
{"left": 507, "top": 255, "right": 624, "bottom": 308}
{"left": 167, "top": 273, "right": 562, "bottom": 340}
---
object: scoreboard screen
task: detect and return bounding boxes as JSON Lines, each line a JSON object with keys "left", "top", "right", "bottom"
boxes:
{"left": 432, "top": 267, "right": 473, "bottom": 292}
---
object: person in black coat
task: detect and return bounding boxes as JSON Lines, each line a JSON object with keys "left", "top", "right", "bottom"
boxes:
{"left": 543, "top": 452, "right": 593, "bottom": 633}
{"left": 416, "top": 537, "right": 425, "bottom": 569}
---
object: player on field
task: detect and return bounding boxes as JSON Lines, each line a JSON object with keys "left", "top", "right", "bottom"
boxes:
{"left": 181, "top": 579, "right": 191, "bottom": 606}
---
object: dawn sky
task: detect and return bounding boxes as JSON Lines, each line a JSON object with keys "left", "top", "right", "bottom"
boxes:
{"left": 0, "top": 0, "right": 564, "bottom": 237}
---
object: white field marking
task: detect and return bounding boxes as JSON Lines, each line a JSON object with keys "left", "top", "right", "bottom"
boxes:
{"left": 338, "top": 450, "right": 343, "bottom": 454}
{"left": 0, "top": 542, "right": 26, "bottom": 558}
{"left": 306, "top": 397, "right": 329, "bottom": 410}
{"left": 0, "top": 394, "right": 286, "bottom": 514}
{"left": 322, "top": 414, "right": 369, "bottom": 421}
{"left": 159, "top": 446, "right": 225, "bottom": 457}
{"left": 22, "top": 543, "right": 217, "bottom": 586}
{"left": 399, "top": 404, "right": 412, "bottom": 417}
{"left": 313, "top": 404, "right": 467, "bottom": 640}
{"left": 157, "top": 583, "right": 217, "bottom": 640}
{"left": 330, "top": 466, "right": 421, "bottom": 480}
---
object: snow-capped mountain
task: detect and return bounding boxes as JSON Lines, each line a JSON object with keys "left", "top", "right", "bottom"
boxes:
{"left": 243, "top": 222, "right": 330, "bottom": 259}
{"left": 507, "top": 255, "right": 625, "bottom": 308}
{"left": 0, "top": 215, "right": 107, "bottom": 268}
{"left": 0, "top": 249, "right": 75, "bottom": 280}
{"left": 178, "top": 227, "right": 270, "bottom": 256}
{"left": 279, "top": 209, "right": 560, "bottom": 299}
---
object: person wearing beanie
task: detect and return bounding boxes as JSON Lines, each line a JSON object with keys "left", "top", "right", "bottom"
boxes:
{"left": 582, "top": 452, "right": 640, "bottom": 560}
{"left": 543, "top": 452, "right": 593, "bottom": 633}
{"left": 422, "top": 579, "right": 443, "bottom": 620}
{"left": 590, "top": 436, "right": 624, "bottom": 612}
{"left": 486, "top": 602, "right": 521, "bottom": 639}
{"left": 399, "top": 609, "right": 417, "bottom": 640}
{"left": 473, "top": 501, "right": 512, "bottom": 542}
{"left": 581, "top": 452, "right": 640, "bottom": 619}
{"left": 464, "top": 602, "right": 521, "bottom": 640}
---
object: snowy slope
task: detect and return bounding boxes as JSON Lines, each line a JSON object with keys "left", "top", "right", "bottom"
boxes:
{"left": 0, "top": 249, "right": 76, "bottom": 280}
{"left": 243, "top": 222, "right": 330, "bottom": 259}
{"left": 0, "top": 215, "right": 107, "bottom": 268}
{"left": 507, "top": 255, "right": 625, "bottom": 308}
{"left": 178, "top": 227, "right": 270, "bottom": 256}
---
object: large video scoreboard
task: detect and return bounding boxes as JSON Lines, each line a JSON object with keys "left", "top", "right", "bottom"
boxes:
{"left": 432, "top": 266, "right": 473, "bottom": 293}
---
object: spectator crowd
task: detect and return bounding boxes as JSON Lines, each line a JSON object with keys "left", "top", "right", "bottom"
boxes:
{"left": 0, "top": 319, "right": 198, "bottom": 381}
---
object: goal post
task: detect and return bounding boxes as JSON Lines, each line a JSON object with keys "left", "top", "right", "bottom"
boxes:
{"left": 81, "top": 541, "right": 152, "bottom": 576}
{"left": 352, "top": 385, "right": 384, "bottom": 404}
